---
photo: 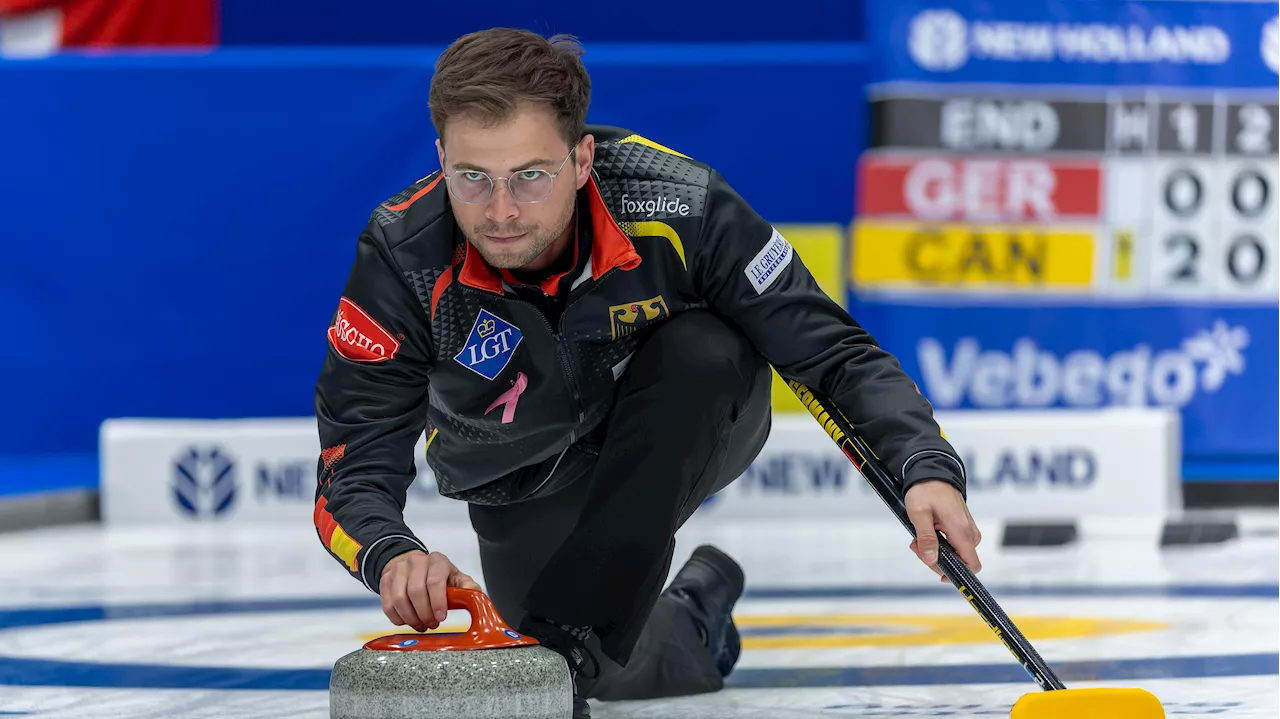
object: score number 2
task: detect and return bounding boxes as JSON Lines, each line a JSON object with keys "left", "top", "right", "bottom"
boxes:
{"left": 1159, "top": 167, "right": 1271, "bottom": 288}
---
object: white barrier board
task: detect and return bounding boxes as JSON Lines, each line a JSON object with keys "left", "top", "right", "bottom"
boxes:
{"left": 697, "top": 408, "right": 1182, "bottom": 522}
{"left": 99, "top": 408, "right": 1180, "bottom": 527}
{"left": 100, "top": 418, "right": 466, "bottom": 526}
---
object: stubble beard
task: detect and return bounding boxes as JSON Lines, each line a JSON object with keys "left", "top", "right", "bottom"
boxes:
{"left": 465, "top": 198, "right": 576, "bottom": 271}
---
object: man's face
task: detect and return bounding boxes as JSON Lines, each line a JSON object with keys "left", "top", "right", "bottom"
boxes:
{"left": 437, "top": 106, "right": 593, "bottom": 270}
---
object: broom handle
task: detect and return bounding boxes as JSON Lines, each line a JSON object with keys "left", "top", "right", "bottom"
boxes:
{"left": 784, "top": 379, "right": 1067, "bottom": 691}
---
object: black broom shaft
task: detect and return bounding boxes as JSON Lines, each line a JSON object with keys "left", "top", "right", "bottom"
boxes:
{"left": 845, "top": 424, "right": 1067, "bottom": 692}
{"left": 785, "top": 380, "right": 1067, "bottom": 691}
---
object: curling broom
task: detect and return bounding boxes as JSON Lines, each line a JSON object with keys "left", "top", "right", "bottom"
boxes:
{"left": 783, "top": 379, "right": 1165, "bottom": 719}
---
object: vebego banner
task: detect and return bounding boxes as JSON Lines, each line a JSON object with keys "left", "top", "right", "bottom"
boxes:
{"left": 848, "top": 302, "right": 1276, "bottom": 468}
{"left": 99, "top": 409, "right": 1179, "bottom": 526}
{"left": 857, "top": 0, "right": 1279, "bottom": 478}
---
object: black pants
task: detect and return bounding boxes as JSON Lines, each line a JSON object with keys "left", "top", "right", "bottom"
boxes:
{"left": 467, "top": 309, "right": 772, "bottom": 700}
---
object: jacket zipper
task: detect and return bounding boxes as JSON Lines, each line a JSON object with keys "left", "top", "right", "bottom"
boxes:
{"left": 545, "top": 268, "right": 617, "bottom": 438}
{"left": 459, "top": 267, "right": 617, "bottom": 443}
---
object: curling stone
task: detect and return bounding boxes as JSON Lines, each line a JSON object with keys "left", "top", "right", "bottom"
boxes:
{"left": 329, "top": 587, "right": 574, "bottom": 719}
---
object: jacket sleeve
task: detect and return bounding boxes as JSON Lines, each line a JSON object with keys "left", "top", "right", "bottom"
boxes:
{"left": 314, "top": 218, "right": 433, "bottom": 593}
{"left": 690, "top": 170, "right": 967, "bottom": 498}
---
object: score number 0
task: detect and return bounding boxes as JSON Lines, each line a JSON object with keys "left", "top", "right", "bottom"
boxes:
{"left": 1153, "top": 103, "right": 1277, "bottom": 296}
{"left": 1160, "top": 166, "right": 1271, "bottom": 287}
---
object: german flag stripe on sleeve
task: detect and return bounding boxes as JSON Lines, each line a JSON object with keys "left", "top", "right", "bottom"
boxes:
{"left": 313, "top": 496, "right": 362, "bottom": 572}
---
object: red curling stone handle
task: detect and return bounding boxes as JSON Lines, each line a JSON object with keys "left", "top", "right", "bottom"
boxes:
{"left": 362, "top": 587, "right": 540, "bottom": 651}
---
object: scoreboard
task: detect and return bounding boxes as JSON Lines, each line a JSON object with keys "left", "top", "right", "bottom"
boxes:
{"left": 853, "top": 0, "right": 1279, "bottom": 480}
{"left": 855, "top": 89, "right": 1280, "bottom": 300}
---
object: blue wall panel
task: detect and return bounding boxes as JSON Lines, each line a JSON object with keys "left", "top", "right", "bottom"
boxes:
{"left": 0, "top": 45, "right": 870, "bottom": 461}
{"left": 217, "top": 1, "right": 866, "bottom": 45}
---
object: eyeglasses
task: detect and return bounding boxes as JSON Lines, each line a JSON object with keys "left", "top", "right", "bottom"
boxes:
{"left": 442, "top": 147, "right": 576, "bottom": 204}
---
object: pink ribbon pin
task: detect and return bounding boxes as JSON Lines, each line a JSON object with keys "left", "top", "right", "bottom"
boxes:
{"left": 485, "top": 372, "right": 528, "bottom": 424}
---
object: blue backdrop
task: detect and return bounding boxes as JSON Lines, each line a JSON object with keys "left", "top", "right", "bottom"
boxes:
{"left": 2, "top": 2, "right": 1276, "bottom": 494}
{"left": 216, "top": 0, "right": 866, "bottom": 45}
{"left": 0, "top": 44, "right": 870, "bottom": 490}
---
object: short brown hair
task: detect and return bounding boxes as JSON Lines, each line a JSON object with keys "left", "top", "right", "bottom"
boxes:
{"left": 429, "top": 28, "right": 592, "bottom": 149}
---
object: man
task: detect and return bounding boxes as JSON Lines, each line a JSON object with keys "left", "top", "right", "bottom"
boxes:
{"left": 314, "top": 28, "right": 982, "bottom": 717}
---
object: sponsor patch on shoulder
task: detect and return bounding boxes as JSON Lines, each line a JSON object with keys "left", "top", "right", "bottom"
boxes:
{"left": 328, "top": 297, "right": 401, "bottom": 363}
{"left": 744, "top": 227, "right": 794, "bottom": 294}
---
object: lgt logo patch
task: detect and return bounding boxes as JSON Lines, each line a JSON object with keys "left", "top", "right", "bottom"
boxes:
{"left": 455, "top": 309, "right": 522, "bottom": 380}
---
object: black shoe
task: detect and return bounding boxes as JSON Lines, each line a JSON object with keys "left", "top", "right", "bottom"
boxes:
{"left": 717, "top": 615, "right": 741, "bottom": 678}
{"left": 661, "top": 544, "right": 745, "bottom": 677}
{"left": 518, "top": 615, "right": 599, "bottom": 718}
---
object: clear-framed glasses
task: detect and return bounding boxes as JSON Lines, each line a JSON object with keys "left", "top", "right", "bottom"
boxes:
{"left": 442, "top": 147, "right": 576, "bottom": 205}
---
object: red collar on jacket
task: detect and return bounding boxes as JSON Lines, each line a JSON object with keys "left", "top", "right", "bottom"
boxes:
{"left": 456, "top": 175, "right": 642, "bottom": 295}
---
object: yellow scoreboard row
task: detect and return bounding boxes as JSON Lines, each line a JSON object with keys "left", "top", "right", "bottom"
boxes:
{"left": 851, "top": 222, "right": 1096, "bottom": 289}
{"left": 851, "top": 220, "right": 1278, "bottom": 300}
{"left": 775, "top": 219, "right": 1278, "bottom": 303}
{"left": 776, "top": 218, "right": 1280, "bottom": 308}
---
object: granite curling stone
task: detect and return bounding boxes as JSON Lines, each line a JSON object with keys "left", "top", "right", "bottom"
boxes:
{"left": 330, "top": 587, "right": 574, "bottom": 719}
